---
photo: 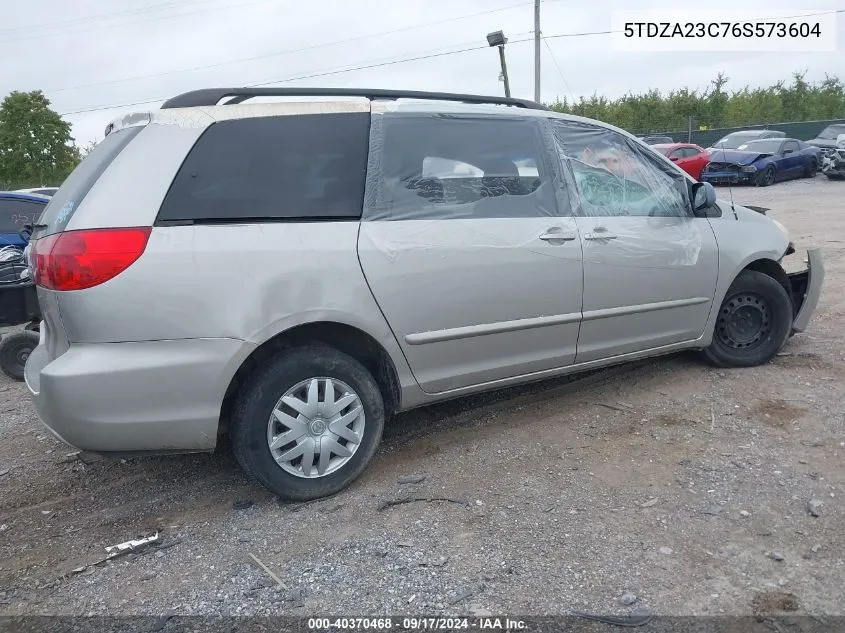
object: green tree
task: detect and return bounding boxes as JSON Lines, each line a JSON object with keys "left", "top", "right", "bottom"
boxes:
{"left": 0, "top": 90, "right": 80, "bottom": 190}
{"left": 549, "top": 73, "right": 845, "bottom": 134}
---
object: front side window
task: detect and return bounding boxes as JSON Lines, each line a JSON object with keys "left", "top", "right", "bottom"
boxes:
{"left": 783, "top": 141, "right": 800, "bottom": 153}
{"left": 158, "top": 113, "right": 370, "bottom": 222}
{"left": 366, "top": 115, "right": 560, "bottom": 221}
{"left": 551, "top": 120, "right": 691, "bottom": 218}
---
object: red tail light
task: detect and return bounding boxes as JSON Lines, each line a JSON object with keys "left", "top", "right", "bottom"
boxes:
{"left": 32, "top": 227, "right": 152, "bottom": 291}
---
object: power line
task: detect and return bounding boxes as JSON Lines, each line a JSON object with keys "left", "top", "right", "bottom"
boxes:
{"left": 0, "top": 0, "right": 278, "bottom": 44}
{"left": 57, "top": 8, "right": 845, "bottom": 117}
{"left": 0, "top": 0, "right": 224, "bottom": 36}
{"left": 541, "top": 37, "right": 572, "bottom": 95}
{"left": 59, "top": 41, "right": 500, "bottom": 115}
{"left": 45, "top": 1, "right": 536, "bottom": 94}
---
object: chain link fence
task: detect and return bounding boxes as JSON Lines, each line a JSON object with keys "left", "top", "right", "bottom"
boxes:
{"left": 636, "top": 118, "right": 845, "bottom": 147}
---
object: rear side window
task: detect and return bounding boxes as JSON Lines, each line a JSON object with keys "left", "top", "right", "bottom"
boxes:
{"left": 158, "top": 113, "right": 370, "bottom": 223}
{"left": 0, "top": 199, "right": 46, "bottom": 234}
{"left": 34, "top": 126, "right": 142, "bottom": 237}
{"left": 365, "top": 114, "right": 561, "bottom": 221}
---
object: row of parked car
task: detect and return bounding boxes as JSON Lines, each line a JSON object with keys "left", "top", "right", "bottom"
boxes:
{"left": 639, "top": 123, "right": 845, "bottom": 185}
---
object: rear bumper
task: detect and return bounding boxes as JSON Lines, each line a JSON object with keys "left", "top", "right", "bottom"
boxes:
{"left": 789, "top": 248, "right": 824, "bottom": 333}
{"left": 25, "top": 336, "right": 252, "bottom": 453}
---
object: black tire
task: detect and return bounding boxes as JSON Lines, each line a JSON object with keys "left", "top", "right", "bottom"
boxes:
{"left": 825, "top": 172, "right": 845, "bottom": 180}
{"left": 231, "top": 346, "right": 385, "bottom": 501}
{"left": 703, "top": 270, "right": 793, "bottom": 368}
{"left": 755, "top": 165, "right": 776, "bottom": 187}
{"left": 804, "top": 159, "right": 817, "bottom": 178}
{"left": 0, "top": 330, "right": 39, "bottom": 381}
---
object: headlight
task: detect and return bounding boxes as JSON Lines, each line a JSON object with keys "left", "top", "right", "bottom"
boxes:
{"left": 741, "top": 165, "right": 757, "bottom": 173}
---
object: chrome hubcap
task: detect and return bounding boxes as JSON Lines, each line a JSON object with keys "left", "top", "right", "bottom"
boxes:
{"left": 267, "top": 377, "right": 365, "bottom": 479}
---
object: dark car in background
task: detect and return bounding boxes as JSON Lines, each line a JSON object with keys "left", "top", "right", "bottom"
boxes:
{"left": 707, "top": 129, "right": 785, "bottom": 151}
{"left": 701, "top": 137, "right": 822, "bottom": 186}
{"left": 0, "top": 192, "right": 50, "bottom": 247}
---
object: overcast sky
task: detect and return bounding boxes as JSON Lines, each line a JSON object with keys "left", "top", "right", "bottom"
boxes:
{"left": 4, "top": 0, "right": 844, "bottom": 146}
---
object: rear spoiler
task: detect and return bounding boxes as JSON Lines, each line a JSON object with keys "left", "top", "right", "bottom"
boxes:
{"left": 745, "top": 205, "right": 769, "bottom": 215}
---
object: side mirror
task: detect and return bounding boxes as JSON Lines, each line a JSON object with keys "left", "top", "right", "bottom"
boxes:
{"left": 669, "top": 156, "right": 680, "bottom": 162}
{"left": 691, "top": 181, "right": 716, "bottom": 214}
{"left": 783, "top": 149, "right": 793, "bottom": 155}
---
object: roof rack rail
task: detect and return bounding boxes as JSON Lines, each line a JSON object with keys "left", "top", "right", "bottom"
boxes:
{"left": 159, "top": 88, "right": 548, "bottom": 111}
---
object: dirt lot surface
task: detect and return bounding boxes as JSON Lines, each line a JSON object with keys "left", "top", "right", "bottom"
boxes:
{"left": 1, "top": 177, "right": 843, "bottom": 619}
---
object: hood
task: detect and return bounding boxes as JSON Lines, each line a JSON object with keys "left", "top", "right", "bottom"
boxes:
{"left": 706, "top": 149, "right": 771, "bottom": 165}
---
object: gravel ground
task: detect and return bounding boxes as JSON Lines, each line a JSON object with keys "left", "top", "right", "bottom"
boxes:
{"left": 0, "top": 176, "right": 843, "bottom": 618}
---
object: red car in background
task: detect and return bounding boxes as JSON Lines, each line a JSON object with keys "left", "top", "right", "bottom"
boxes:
{"left": 651, "top": 143, "right": 710, "bottom": 180}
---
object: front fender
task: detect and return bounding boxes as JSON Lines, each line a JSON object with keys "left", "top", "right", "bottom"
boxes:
{"left": 700, "top": 205, "right": 791, "bottom": 346}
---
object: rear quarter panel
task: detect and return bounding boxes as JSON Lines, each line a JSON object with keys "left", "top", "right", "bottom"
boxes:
{"left": 55, "top": 222, "right": 418, "bottom": 399}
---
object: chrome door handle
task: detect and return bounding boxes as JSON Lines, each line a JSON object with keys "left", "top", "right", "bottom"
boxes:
{"left": 584, "top": 227, "right": 618, "bottom": 240}
{"left": 539, "top": 228, "right": 577, "bottom": 242}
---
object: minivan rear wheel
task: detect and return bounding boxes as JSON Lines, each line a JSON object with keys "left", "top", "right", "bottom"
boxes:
{"left": 231, "top": 346, "right": 385, "bottom": 501}
{"left": 703, "top": 270, "right": 793, "bottom": 368}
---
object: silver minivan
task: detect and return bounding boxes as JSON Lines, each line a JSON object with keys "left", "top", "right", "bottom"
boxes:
{"left": 25, "top": 88, "right": 823, "bottom": 500}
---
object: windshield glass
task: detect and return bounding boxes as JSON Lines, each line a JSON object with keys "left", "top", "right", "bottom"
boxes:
{"left": 818, "top": 125, "right": 845, "bottom": 140}
{"left": 736, "top": 140, "right": 782, "bottom": 153}
{"left": 712, "top": 133, "right": 760, "bottom": 149}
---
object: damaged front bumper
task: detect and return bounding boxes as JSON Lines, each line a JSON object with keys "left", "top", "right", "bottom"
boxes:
{"left": 700, "top": 171, "right": 755, "bottom": 185}
{"left": 821, "top": 151, "right": 845, "bottom": 178}
{"left": 787, "top": 248, "right": 824, "bottom": 333}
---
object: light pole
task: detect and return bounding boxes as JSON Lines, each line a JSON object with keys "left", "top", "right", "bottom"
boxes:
{"left": 486, "top": 30, "right": 511, "bottom": 98}
{"left": 534, "top": 0, "right": 541, "bottom": 102}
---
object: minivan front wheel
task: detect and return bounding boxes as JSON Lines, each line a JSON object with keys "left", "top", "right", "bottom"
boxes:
{"left": 703, "top": 270, "right": 793, "bottom": 368}
{"left": 231, "top": 346, "right": 385, "bottom": 501}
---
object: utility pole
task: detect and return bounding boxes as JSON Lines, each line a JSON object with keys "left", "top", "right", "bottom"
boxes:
{"left": 534, "top": 0, "right": 541, "bottom": 102}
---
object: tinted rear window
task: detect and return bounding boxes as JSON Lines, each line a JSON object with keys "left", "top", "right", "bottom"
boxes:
{"left": 34, "top": 126, "right": 142, "bottom": 237}
{"left": 157, "top": 112, "right": 370, "bottom": 223}
{"left": 0, "top": 199, "right": 46, "bottom": 235}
